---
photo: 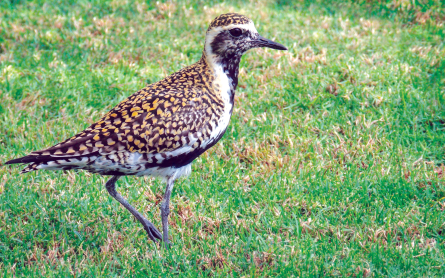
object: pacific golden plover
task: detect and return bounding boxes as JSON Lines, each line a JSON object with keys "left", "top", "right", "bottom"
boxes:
{"left": 6, "top": 13, "right": 287, "bottom": 245}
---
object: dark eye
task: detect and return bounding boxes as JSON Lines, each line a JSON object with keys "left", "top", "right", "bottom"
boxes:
{"left": 229, "top": 28, "right": 243, "bottom": 37}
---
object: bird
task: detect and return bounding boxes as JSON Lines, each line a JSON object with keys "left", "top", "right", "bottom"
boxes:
{"left": 5, "top": 13, "right": 287, "bottom": 246}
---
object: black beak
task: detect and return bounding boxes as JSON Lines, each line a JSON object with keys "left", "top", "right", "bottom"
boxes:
{"left": 255, "top": 35, "right": 287, "bottom": 51}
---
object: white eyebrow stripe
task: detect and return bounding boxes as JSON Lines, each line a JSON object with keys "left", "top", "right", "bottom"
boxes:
{"left": 221, "top": 22, "right": 258, "bottom": 34}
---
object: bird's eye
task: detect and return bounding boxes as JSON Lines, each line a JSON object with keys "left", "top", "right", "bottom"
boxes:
{"left": 229, "top": 28, "right": 243, "bottom": 37}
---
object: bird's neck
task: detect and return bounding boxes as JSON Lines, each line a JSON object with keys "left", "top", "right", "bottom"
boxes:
{"left": 201, "top": 51, "right": 241, "bottom": 103}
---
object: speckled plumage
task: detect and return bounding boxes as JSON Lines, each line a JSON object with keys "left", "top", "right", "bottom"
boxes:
{"left": 12, "top": 53, "right": 227, "bottom": 177}
{"left": 208, "top": 13, "right": 251, "bottom": 29}
{"left": 6, "top": 13, "right": 287, "bottom": 244}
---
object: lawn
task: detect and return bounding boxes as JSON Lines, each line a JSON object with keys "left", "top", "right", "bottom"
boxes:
{"left": 1, "top": 0, "right": 445, "bottom": 276}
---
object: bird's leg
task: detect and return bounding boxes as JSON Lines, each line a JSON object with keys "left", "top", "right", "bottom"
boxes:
{"left": 160, "top": 176, "right": 175, "bottom": 247}
{"left": 105, "top": 175, "right": 162, "bottom": 242}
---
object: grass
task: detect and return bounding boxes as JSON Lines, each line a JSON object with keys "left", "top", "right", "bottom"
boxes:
{"left": 1, "top": 0, "right": 445, "bottom": 276}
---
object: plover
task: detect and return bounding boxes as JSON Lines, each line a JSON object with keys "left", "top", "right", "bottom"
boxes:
{"left": 6, "top": 13, "right": 287, "bottom": 245}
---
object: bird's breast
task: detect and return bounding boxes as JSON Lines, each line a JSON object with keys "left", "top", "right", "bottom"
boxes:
{"left": 207, "top": 67, "right": 234, "bottom": 136}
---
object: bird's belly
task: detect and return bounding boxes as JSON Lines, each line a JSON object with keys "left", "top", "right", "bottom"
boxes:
{"left": 135, "top": 164, "right": 191, "bottom": 180}
{"left": 72, "top": 152, "right": 191, "bottom": 178}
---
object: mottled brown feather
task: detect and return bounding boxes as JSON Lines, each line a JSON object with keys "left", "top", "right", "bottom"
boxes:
{"left": 29, "top": 54, "right": 224, "bottom": 160}
{"left": 208, "top": 13, "right": 251, "bottom": 29}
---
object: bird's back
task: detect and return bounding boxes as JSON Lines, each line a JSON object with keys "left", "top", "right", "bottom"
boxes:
{"left": 7, "top": 55, "right": 233, "bottom": 177}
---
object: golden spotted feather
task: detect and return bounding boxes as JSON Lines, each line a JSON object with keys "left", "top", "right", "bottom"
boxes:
{"left": 11, "top": 55, "right": 228, "bottom": 175}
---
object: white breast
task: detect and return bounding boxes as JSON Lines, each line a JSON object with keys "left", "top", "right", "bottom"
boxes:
{"left": 200, "top": 62, "right": 233, "bottom": 149}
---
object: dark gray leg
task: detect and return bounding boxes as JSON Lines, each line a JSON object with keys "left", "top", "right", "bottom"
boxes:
{"left": 160, "top": 176, "right": 175, "bottom": 246}
{"left": 105, "top": 175, "right": 162, "bottom": 242}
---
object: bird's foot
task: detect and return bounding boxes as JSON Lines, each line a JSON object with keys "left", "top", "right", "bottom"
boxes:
{"left": 162, "top": 238, "right": 172, "bottom": 249}
{"left": 141, "top": 218, "right": 162, "bottom": 242}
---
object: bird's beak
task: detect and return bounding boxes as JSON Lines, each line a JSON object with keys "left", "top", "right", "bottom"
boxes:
{"left": 255, "top": 35, "right": 287, "bottom": 51}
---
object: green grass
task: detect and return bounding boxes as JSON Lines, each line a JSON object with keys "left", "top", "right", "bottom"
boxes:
{"left": 1, "top": 0, "right": 445, "bottom": 276}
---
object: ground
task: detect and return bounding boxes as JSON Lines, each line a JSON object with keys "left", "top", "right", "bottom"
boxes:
{"left": 1, "top": 0, "right": 445, "bottom": 276}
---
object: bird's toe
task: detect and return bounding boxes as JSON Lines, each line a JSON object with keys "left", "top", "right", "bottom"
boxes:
{"left": 142, "top": 219, "right": 162, "bottom": 242}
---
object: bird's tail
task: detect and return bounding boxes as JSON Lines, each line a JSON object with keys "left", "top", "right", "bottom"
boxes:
{"left": 5, "top": 155, "right": 49, "bottom": 173}
{"left": 5, "top": 133, "right": 101, "bottom": 173}
{"left": 5, "top": 153, "right": 92, "bottom": 173}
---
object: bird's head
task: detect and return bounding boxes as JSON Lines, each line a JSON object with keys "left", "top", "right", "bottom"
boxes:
{"left": 204, "top": 13, "right": 287, "bottom": 65}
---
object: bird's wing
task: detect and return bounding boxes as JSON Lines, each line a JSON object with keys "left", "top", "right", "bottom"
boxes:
{"left": 7, "top": 68, "right": 225, "bottom": 167}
